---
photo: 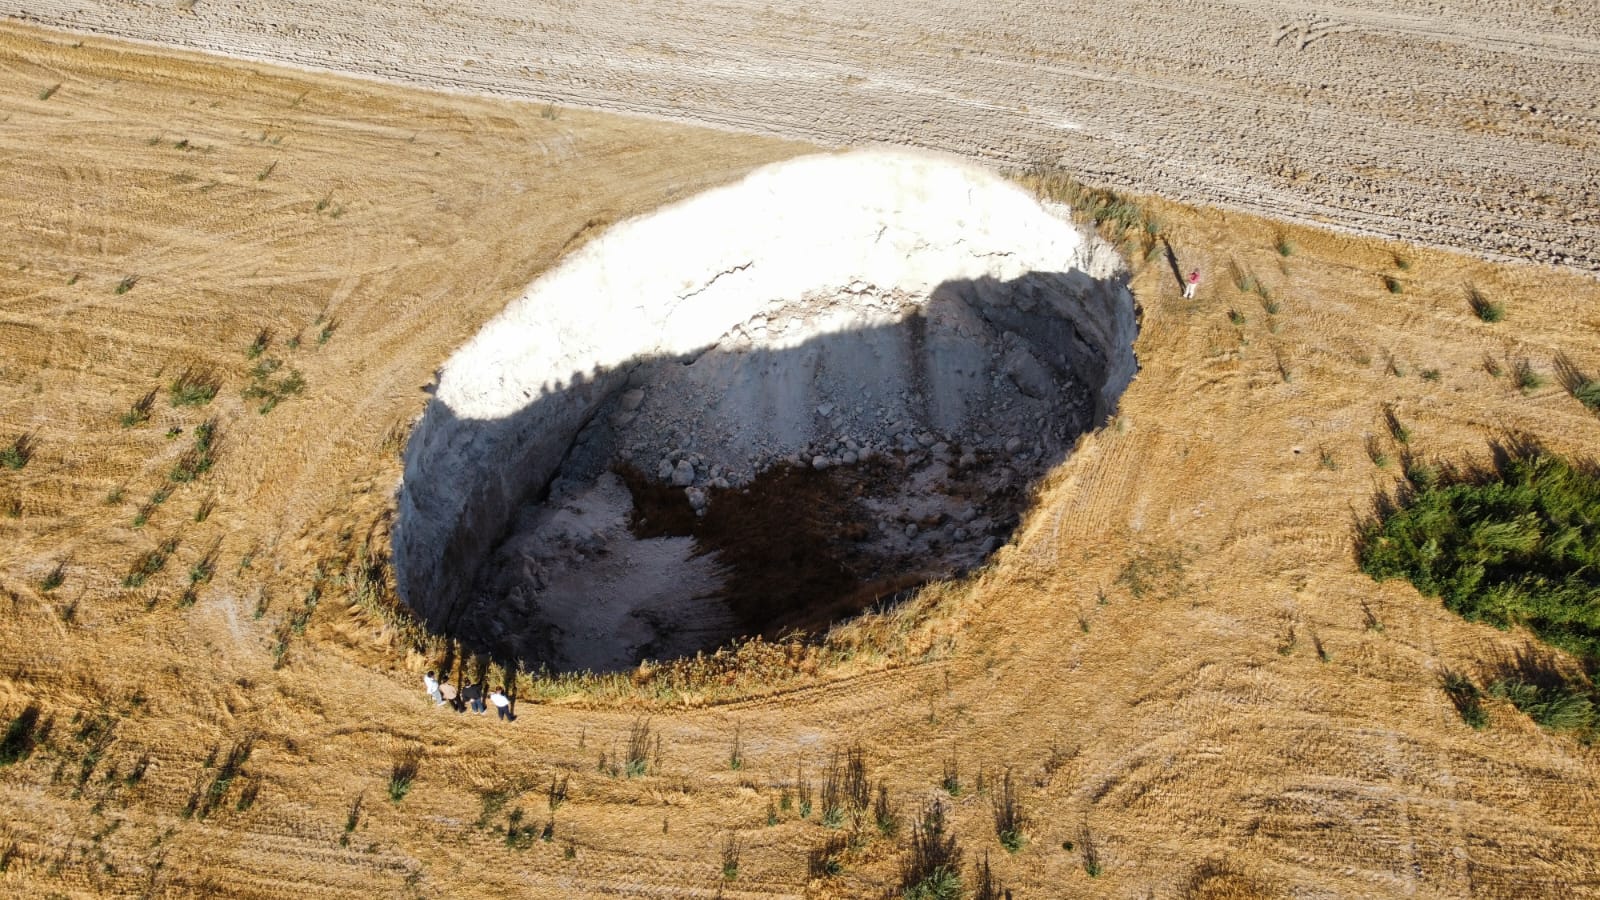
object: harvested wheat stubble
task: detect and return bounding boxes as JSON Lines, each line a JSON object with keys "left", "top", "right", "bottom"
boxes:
{"left": 11, "top": 0, "right": 1600, "bottom": 271}
{"left": 3, "top": 18, "right": 1600, "bottom": 900}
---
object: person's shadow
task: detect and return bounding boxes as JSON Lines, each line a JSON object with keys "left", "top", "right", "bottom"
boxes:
{"left": 1161, "top": 237, "right": 1186, "bottom": 292}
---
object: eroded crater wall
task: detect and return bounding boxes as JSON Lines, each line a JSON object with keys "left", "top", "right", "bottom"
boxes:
{"left": 393, "top": 150, "right": 1137, "bottom": 629}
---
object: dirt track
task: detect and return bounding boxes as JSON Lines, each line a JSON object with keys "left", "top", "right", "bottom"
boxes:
{"left": 7, "top": 0, "right": 1600, "bottom": 271}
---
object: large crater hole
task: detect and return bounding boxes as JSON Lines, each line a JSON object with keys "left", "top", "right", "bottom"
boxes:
{"left": 393, "top": 150, "right": 1138, "bottom": 673}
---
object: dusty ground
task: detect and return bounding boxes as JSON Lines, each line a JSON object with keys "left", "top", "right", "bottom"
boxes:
{"left": 3, "top": 19, "right": 1600, "bottom": 900}
{"left": 7, "top": 0, "right": 1599, "bottom": 271}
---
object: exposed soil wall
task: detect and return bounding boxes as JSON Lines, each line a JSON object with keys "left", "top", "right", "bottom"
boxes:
{"left": 393, "top": 151, "right": 1136, "bottom": 654}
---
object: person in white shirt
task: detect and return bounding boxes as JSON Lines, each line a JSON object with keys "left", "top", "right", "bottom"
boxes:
{"left": 488, "top": 687, "right": 514, "bottom": 722}
{"left": 422, "top": 670, "right": 443, "bottom": 705}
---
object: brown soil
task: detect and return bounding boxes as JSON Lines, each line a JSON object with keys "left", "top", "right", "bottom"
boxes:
{"left": 2, "top": 20, "right": 1600, "bottom": 899}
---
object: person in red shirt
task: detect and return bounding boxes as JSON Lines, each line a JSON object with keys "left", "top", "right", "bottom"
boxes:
{"left": 1184, "top": 269, "right": 1201, "bottom": 299}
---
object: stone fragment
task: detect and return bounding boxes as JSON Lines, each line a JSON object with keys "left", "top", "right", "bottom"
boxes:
{"left": 671, "top": 459, "right": 696, "bottom": 486}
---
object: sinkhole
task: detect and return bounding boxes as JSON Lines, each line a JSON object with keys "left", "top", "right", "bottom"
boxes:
{"left": 393, "top": 150, "right": 1138, "bottom": 673}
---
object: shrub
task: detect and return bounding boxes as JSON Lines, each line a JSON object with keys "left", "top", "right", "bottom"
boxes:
{"left": 170, "top": 420, "right": 217, "bottom": 482}
{"left": 1441, "top": 671, "right": 1488, "bottom": 729}
{"left": 198, "top": 735, "right": 255, "bottom": 818}
{"left": 243, "top": 358, "right": 305, "bottom": 414}
{"left": 246, "top": 328, "right": 272, "bottom": 359}
{"left": 504, "top": 808, "right": 536, "bottom": 849}
{"left": 973, "top": 851, "right": 1008, "bottom": 900}
{"left": 1515, "top": 360, "right": 1546, "bottom": 393}
{"left": 37, "top": 557, "right": 66, "bottom": 593}
{"left": 992, "top": 768, "right": 1025, "bottom": 852}
{"left": 1227, "top": 309, "right": 1246, "bottom": 326}
{"left": 123, "top": 538, "right": 179, "bottom": 588}
{"left": 1274, "top": 236, "right": 1294, "bottom": 257}
{"left": 1384, "top": 276, "right": 1403, "bottom": 294}
{"left": 625, "top": 718, "right": 651, "bottom": 777}
{"left": 843, "top": 746, "right": 870, "bottom": 821}
{"left": 874, "top": 780, "right": 899, "bottom": 836}
{"left": 547, "top": 774, "right": 568, "bottom": 812}
{"left": 898, "top": 799, "right": 962, "bottom": 900}
{"left": 120, "top": 389, "right": 156, "bottom": 427}
{"left": 940, "top": 751, "right": 961, "bottom": 797}
{"left": 1484, "top": 672, "right": 1587, "bottom": 730}
{"left": 1358, "top": 450, "right": 1600, "bottom": 662}
{"left": 342, "top": 793, "right": 363, "bottom": 844}
{"left": 168, "top": 368, "right": 220, "bottom": 407}
{"left": 1469, "top": 289, "right": 1505, "bottom": 323}
{"left": 721, "top": 831, "right": 742, "bottom": 880}
{"left": 820, "top": 753, "right": 845, "bottom": 827}
{"left": 114, "top": 275, "right": 138, "bottom": 295}
{"left": 796, "top": 762, "right": 813, "bottom": 819}
{"left": 1576, "top": 380, "right": 1600, "bottom": 412}
{"left": 388, "top": 746, "right": 422, "bottom": 801}
{"left": 1081, "top": 827, "right": 1102, "bottom": 877}
{"left": 0, "top": 433, "right": 34, "bottom": 470}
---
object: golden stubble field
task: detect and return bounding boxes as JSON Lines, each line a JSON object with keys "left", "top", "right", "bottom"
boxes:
{"left": 1, "top": 20, "right": 1599, "bottom": 899}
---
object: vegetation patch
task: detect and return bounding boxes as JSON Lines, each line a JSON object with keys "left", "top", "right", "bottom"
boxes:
{"left": 168, "top": 368, "right": 220, "bottom": 407}
{"left": 1359, "top": 449, "right": 1600, "bottom": 663}
{"left": 1441, "top": 670, "right": 1488, "bottom": 729}
{"left": 898, "top": 798, "right": 962, "bottom": 899}
{"left": 242, "top": 358, "right": 306, "bottom": 414}
{"left": 121, "top": 389, "right": 156, "bottom": 427}
{"left": 1577, "top": 380, "right": 1600, "bottom": 412}
{"left": 124, "top": 538, "right": 179, "bottom": 588}
{"left": 388, "top": 745, "right": 423, "bottom": 802}
{"left": 1468, "top": 288, "right": 1505, "bottom": 323}
{"left": 170, "top": 420, "right": 218, "bottom": 482}
{"left": 1, "top": 433, "right": 34, "bottom": 470}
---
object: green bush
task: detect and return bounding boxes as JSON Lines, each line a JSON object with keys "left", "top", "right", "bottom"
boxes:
{"left": 1358, "top": 451, "right": 1600, "bottom": 662}
{"left": 1515, "top": 360, "right": 1546, "bottom": 393}
{"left": 1489, "top": 678, "right": 1594, "bottom": 732}
{"left": 1441, "top": 671, "right": 1488, "bottom": 729}
{"left": 169, "top": 368, "right": 220, "bottom": 407}
{"left": 1576, "top": 380, "right": 1600, "bottom": 412}
{"left": 898, "top": 799, "right": 962, "bottom": 900}
{"left": 0, "top": 434, "right": 33, "bottom": 470}
{"left": 1470, "top": 290, "right": 1505, "bottom": 323}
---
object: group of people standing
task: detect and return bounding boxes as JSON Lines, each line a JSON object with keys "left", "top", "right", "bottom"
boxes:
{"left": 423, "top": 671, "right": 514, "bottom": 721}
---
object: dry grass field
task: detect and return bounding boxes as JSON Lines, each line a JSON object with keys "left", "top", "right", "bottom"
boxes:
{"left": 2, "top": 19, "right": 1600, "bottom": 899}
